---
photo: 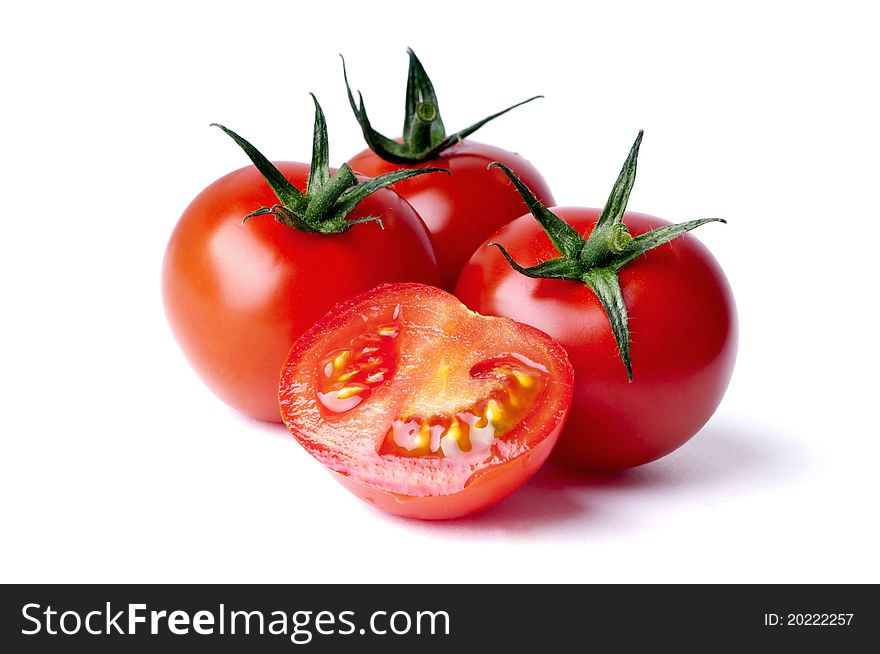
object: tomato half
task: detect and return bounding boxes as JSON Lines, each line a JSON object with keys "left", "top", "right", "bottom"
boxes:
{"left": 278, "top": 283, "right": 573, "bottom": 519}
{"left": 455, "top": 209, "right": 737, "bottom": 471}
{"left": 349, "top": 142, "right": 554, "bottom": 290}
{"left": 162, "top": 163, "right": 439, "bottom": 422}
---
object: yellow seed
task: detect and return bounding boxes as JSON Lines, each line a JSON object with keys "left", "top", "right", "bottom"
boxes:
{"left": 333, "top": 350, "right": 352, "bottom": 370}
{"left": 366, "top": 371, "right": 385, "bottom": 384}
{"left": 446, "top": 416, "right": 462, "bottom": 442}
{"left": 358, "top": 359, "right": 379, "bottom": 372}
{"left": 335, "top": 386, "right": 363, "bottom": 400}
{"left": 336, "top": 370, "right": 359, "bottom": 382}
{"left": 377, "top": 325, "right": 398, "bottom": 337}
{"left": 512, "top": 371, "right": 535, "bottom": 389}
{"left": 507, "top": 388, "right": 522, "bottom": 409}
{"left": 486, "top": 399, "right": 504, "bottom": 423}
{"left": 417, "top": 422, "right": 431, "bottom": 449}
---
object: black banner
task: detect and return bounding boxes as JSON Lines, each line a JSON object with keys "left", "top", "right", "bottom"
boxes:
{"left": 1, "top": 584, "right": 875, "bottom": 652}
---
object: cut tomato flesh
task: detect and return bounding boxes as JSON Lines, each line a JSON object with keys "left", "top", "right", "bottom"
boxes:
{"left": 315, "top": 312, "right": 400, "bottom": 415}
{"left": 279, "top": 283, "right": 573, "bottom": 519}
{"left": 379, "top": 356, "right": 545, "bottom": 459}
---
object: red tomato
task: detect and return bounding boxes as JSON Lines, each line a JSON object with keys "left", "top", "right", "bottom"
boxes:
{"left": 278, "top": 283, "right": 573, "bottom": 519}
{"left": 342, "top": 49, "right": 554, "bottom": 288}
{"left": 348, "top": 143, "right": 554, "bottom": 290}
{"left": 455, "top": 208, "right": 737, "bottom": 470}
{"left": 162, "top": 163, "right": 439, "bottom": 422}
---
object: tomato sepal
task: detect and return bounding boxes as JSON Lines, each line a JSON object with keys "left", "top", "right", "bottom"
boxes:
{"left": 212, "top": 94, "right": 448, "bottom": 234}
{"left": 342, "top": 48, "right": 542, "bottom": 164}
{"left": 487, "top": 131, "right": 727, "bottom": 380}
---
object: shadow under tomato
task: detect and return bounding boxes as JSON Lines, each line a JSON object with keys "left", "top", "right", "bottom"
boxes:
{"left": 254, "top": 409, "right": 808, "bottom": 536}
{"left": 415, "top": 419, "right": 809, "bottom": 536}
{"left": 234, "top": 409, "right": 291, "bottom": 439}
{"left": 615, "top": 419, "right": 809, "bottom": 491}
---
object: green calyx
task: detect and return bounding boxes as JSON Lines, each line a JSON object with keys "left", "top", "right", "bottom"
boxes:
{"left": 488, "top": 131, "right": 726, "bottom": 381}
{"left": 341, "top": 48, "right": 542, "bottom": 164}
{"left": 212, "top": 94, "right": 449, "bottom": 234}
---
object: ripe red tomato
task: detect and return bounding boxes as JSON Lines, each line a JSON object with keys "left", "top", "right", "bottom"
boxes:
{"left": 455, "top": 133, "right": 737, "bottom": 470}
{"left": 279, "top": 283, "right": 574, "bottom": 519}
{"left": 348, "top": 143, "right": 554, "bottom": 290}
{"left": 163, "top": 97, "right": 441, "bottom": 422}
{"left": 163, "top": 164, "right": 440, "bottom": 422}
{"left": 343, "top": 49, "right": 554, "bottom": 289}
{"left": 456, "top": 209, "right": 736, "bottom": 470}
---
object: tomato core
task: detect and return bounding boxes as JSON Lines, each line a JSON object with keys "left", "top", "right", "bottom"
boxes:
{"left": 379, "top": 355, "right": 545, "bottom": 460}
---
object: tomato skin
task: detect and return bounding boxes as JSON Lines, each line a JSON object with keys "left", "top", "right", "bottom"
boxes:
{"left": 332, "top": 433, "right": 558, "bottom": 520}
{"left": 348, "top": 140, "right": 554, "bottom": 290}
{"left": 455, "top": 208, "right": 737, "bottom": 471}
{"left": 278, "top": 283, "right": 573, "bottom": 519}
{"left": 162, "top": 164, "right": 440, "bottom": 422}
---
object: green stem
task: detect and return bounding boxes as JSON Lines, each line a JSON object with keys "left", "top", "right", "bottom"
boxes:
{"left": 215, "top": 95, "right": 448, "bottom": 235}
{"left": 486, "top": 131, "right": 726, "bottom": 381}
{"left": 305, "top": 164, "right": 357, "bottom": 221}
{"left": 342, "top": 48, "right": 542, "bottom": 163}
{"left": 409, "top": 102, "right": 438, "bottom": 151}
{"left": 580, "top": 224, "right": 632, "bottom": 267}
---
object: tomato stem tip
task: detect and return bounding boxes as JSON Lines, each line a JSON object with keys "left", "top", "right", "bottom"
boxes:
{"left": 342, "top": 48, "right": 543, "bottom": 164}
{"left": 213, "top": 97, "right": 448, "bottom": 235}
{"left": 488, "top": 132, "right": 726, "bottom": 380}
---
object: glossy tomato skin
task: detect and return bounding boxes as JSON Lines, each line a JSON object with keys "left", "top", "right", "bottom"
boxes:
{"left": 278, "top": 283, "right": 573, "bottom": 519}
{"left": 332, "top": 433, "right": 558, "bottom": 520}
{"left": 348, "top": 140, "right": 554, "bottom": 290}
{"left": 455, "top": 208, "right": 737, "bottom": 471}
{"left": 162, "top": 164, "right": 440, "bottom": 422}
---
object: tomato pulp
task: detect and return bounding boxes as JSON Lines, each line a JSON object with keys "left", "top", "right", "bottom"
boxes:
{"left": 162, "top": 164, "right": 439, "bottom": 422}
{"left": 279, "top": 283, "right": 574, "bottom": 519}
{"left": 456, "top": 209, "right": 737, "bottom": 470}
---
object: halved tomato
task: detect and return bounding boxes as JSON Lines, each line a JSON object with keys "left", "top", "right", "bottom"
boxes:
{"left": 279, "top": 283, "right": 573, "bottom": 520}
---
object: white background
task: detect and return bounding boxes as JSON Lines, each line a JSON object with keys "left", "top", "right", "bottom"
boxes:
{"left": 2, "top": 1, "right": 877, "bottom": 583}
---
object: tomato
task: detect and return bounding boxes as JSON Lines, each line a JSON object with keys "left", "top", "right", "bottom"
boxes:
{"left": 454, "top": 133, "right": 737, "bottom": 470}
{"left": 278, "top": 283, "right": 574, "bottom": 519}
{"left": 349, "top": 143, "right": 554, "bottom": 290}
{"left": 342, "top": 49, "right": 554, "bottom": 289}
{"left": 162, "top": 97, "right": 442, "bottom": 422}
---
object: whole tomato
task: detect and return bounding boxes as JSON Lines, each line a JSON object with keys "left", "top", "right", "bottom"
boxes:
{"left": 455, "top": 132, "right": 737, "bottom": 470}
{"left": 162, "top": 96, "right": 443, "bottom": 422}
{"left": 343, "top": 49, "right": 554, "bottom": 289}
